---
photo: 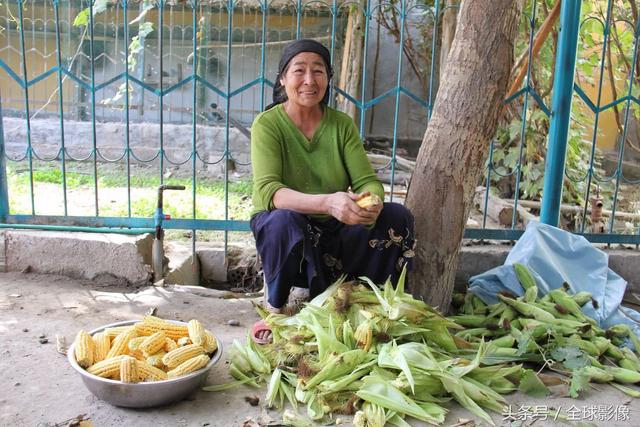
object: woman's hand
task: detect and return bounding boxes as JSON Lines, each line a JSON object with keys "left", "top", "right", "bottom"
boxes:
{"left": 326, "top": 191, "right": 382, "bottom": 225}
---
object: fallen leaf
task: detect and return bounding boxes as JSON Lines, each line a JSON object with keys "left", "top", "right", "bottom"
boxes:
{"left": 56, "top": 334, "right": 67, "bottom": 355}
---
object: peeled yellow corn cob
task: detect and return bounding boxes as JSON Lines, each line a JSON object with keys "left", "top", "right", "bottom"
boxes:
{"left": 134, "top": 316, "right": 189, "bottom": 340}
{"left": 203, "top": 331, "right": 218, "bottom": 354}
{"left": 188, "top": 319, "right": 207, "bottom": 347}
{"left": 162, "top": 344, "right": 206, "bottom": 369}
{"left": 146, "top": 350, "right": 167, "bottom": 368}
{"left": 87, "top": 356, "right": 126, "bottom": 378}
{"left": 103, "top": 326, "right": 134, "bottom": 340}
{"left": 140, "top": 331, "right": 167, "bottom": 356}
{"left": 75, "top": 330, "right": 95, "bottom": 368}
{"left": 120, "top": 356, "right": 139, "bottom": 383}
{"left": 137, "top": 360, "right": 168, "bottom": 381}
{"left": 92, "top": 332, "right": 111, "bottom": 363}
{"left": 164, "top": 337, "right": 178, "bottom": 352}
{"left": 127, "top": 336, "right": 146, "bottom": 352}
{"left": 177, "top": 337, "right": 192, "bottom": 346}
{"left": 167, "top": 354, "right": 210, "bottom": 378}
{"left": 106, "top": 329, "right": 137, "bottom": 359}
{"left": 356, "top": 194, "right": 381, "bottom": 209}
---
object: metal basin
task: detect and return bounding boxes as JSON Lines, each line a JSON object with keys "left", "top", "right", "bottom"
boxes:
{"left": 68, "top": 320, "right": 223, "bottom": 408}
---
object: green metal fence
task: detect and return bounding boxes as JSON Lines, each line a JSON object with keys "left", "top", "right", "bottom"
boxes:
{"left": 1, "top": 0, "right": 639, "bottom": 252}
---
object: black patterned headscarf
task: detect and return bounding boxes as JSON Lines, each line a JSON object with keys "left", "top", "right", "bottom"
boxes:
{"left": 266, "top": 39, "right": 333, "bottom": 111}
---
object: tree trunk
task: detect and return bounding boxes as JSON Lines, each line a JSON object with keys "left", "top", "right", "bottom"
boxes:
{"left": 439, "top": 2, "right": 458, "bottom": 82}
{"left": 405, "top": 0, "right": 523, "bottom": 312}
{"left": 337, "top": 0, "right": 366, "bottom": 119}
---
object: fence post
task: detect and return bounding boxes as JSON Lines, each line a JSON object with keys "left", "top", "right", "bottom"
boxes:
{"left": 540, "top": 0, "right": 582, "bottom": 226}
{"left": 0, "top": 96, "right": 8, "bottom": 222}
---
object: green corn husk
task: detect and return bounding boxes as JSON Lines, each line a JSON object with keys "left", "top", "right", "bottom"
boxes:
{"left": 593, "top": 336, "right": 611, "bottom": 355}
{"left": 304, "top": 349, "right": 374, "bottom": 389}
{"left": 605, "top": 343, "right": 625, "bottom": 360}
{"left": 356, "top": 377, "right": 447, "bottom": 425}
{"left": 209, "top": 265, "right": 640, "bottom": 427}
{"left": 498, "top": 295, "right": 556, "bottom": 323}
{"left": 448, "top": 315, "right": 488, "bottom": 328}
{"left": 514, "top": 263, "right": 537, "bottom": 291}
{"left": 618, "top": 358, "right": 640, "bottom": 373}
{"left": 610, "top": 382, "right": 640, "bottom": 397}
{"left": 572, "top": 291, "right": 593, "bottom": 306}
{"left": 583, "top": 366, "right": 615, "bottom": 383}
{"left": 523, "top": 285, "right": 538, "bottom": 303}
{"left": 548, "top": 289, "right": 596, "bottom": 325}
{"left": 353, "top": 402, "right": 386, "bottom": 427}
{"left": 604, "top": 366, "right": 640, "bottom": 384}
{"left": 282, "top": 409, "right": 314, "bottom": 427}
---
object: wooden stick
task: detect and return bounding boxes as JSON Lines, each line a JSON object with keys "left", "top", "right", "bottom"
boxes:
{"left": 506, "top": 0, "right": 562, "bottom": 99}
{"left": 517, "top": 199, "right": 640, "bottom": 221}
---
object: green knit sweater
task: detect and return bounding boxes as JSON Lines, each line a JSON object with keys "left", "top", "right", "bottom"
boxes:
{"left": 251, "top": 104, "right": 384, "bottom": 219}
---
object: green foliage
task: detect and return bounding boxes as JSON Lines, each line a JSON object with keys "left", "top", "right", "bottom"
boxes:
{"left": 74, "top": 1, "right": 155, "bottom": 107}
{"left": 490, "top": 0, "right": 626, "bottom": 208}
{"left": 72, "top": 0, "right": 108, "bottom": 28}
{"left": 6, "top": 164, "right": 254, "bottom": 221}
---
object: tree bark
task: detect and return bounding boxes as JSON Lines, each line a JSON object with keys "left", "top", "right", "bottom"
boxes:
{"left": 405, "top": 0, "right": 523, "bottom": 312}
{"left": 337, "top": 0, "right": 366, "bottom": 119}
{"left": 439, "top": 2, "right": 458, "bottom": 83}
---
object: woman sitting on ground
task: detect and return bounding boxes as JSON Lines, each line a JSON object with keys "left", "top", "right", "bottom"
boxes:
{"left": 250, "top": 39, "right": 415, "bottom": 343}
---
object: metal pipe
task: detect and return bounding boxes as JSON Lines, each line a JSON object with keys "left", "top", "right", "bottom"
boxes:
{"left": 540, "top": 0, "right": 582, "bottom": 226}
{"left": 0, "top": 223, "right": 153, "bottom": 234}
{"left": 0, "top": 96, "right": 8, "bottom": 223}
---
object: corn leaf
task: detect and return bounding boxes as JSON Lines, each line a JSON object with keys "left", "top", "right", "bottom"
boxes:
{"left": 519, "top": 369, "right": 550, "bottom": 397}
{"left": 357, "top": 377, "right": 446, "bottom": 425}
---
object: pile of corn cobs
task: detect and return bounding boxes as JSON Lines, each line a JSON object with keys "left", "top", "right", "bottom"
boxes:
{"left": 209, "top": 266, "right": 640, "bottom": 426}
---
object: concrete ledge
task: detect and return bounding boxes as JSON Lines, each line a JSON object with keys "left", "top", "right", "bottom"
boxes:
{"left": 3, "top": 230, "right": 153, "bottom": 286}
{"left": 455, "top": 244, "right": 640, "bottom": 294}
{"left": 2, "top": 230, "right": 638, "bottom": 294}
{"left": 197, "top": 247, "right": 228, "bottom": 284}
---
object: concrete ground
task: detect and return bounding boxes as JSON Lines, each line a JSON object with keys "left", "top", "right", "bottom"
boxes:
{"left": 1, "top": 271, "right": 639, "bottom": 427}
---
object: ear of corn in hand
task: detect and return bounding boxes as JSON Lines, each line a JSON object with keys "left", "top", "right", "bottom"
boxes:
{"left": 356, "top": 194, "right": 381, "bottom": 209}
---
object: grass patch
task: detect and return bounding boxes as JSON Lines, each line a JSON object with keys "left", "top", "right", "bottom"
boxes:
{"left": 6, "top": 161, "right": 254, "bottom": 222}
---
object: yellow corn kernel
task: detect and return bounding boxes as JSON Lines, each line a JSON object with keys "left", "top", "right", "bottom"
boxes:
{"left": 103, "top": 326, "right": 134, "bottom": 340}
{"left": 140, "top": 331, "right": 167, "bottom": 356}
{"left": 356, "top": 194, "right": 382, "bottom": 209}
{"left": 127, "top": 336, "right": 146, "bottom": 353}
{"left": 146, "top": 350, "right": 167, "bottom": 368}
{"left": 162, "top": 344, "right": 206, "bottom": 369}
{"left": 92, "top": 332, "right": 111, "bottom": 363}
{"left": 177, "top": 337, "right": 192, "bottom": 346}
{"left": 203, "top": 330, "right": 218, "bottom": 354}
{"left": 164, "top": 337, "right": 178, "bottom": 352}
{"left": 137, "top": 360, "right": 168, "bottom": 381}
{"left": 188, "top": 320, "right": 207, "bottom": 347}
{"left": 106, "top": 329, "right": 137, "bottom": 359}
{"left": 75, "top": 330, "right": 95, "bottom": 368}
{"left": 131, "top": 349, "right": 146, "bottom": 361}
{"left": 167, "top": 354, "right": 210, "bottom": 378}
{"left": 120, "top": 356, "right": 139, "bottom": 383}
{"left": 87, "top": 356, "right": 126, "bottom": 378}
{"left": 135, "top": 316, "right": 189, "bottom": 340}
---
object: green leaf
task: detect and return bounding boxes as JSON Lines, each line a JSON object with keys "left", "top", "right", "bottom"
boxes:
{"left": 569, "top": 367, "right": 590, "bottom": 398}
{"left": 138, "top": 22, "right": 154, "bottom": 38}
{"left": 73, "top": 8, "right": 89, "bottom": 27}
{"left": 550, "top": 345, "right": 589, "bottom": 370}
{"left": 518, "top": 369, "right": 550, "bottom": 397}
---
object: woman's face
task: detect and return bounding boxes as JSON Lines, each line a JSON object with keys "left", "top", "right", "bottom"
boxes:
{"left": 279, "top": 52, "right": 329, "bottom": 110}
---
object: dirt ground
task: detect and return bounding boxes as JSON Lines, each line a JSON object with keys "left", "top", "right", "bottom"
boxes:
{"left": 1, "top": 271, "right": 639, "bottom": 427}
